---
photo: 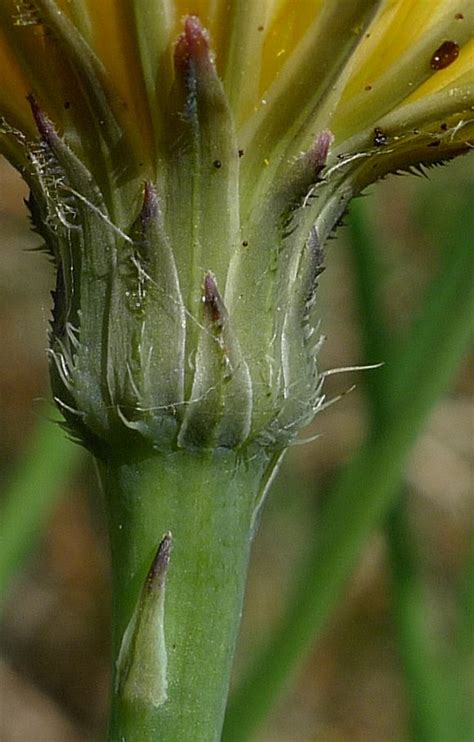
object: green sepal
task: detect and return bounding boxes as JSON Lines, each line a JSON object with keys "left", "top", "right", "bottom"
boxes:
{"left": 225, "top": 132, "right": 332, "bottom": 435}
{"left": 164, "top": 16, "right": 240, "bottom": 402}
{"left": 271, "top": 227, "right": 325, "bottom": 439}
{"left": 178, "top": 272, "right": 253, "bottom": 450}
{"left": 107, "top": 182, "right": 186, "bottom": 449}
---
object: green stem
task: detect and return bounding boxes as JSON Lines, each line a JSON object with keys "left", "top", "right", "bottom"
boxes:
{"left": 100, "top": 447, "right": 273, "bottom": 742}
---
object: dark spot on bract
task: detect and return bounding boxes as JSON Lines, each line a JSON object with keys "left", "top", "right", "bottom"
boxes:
{"left": 258, "top": 25, "right": 264, "bottom": 31}
{"left": 440, "top": 122, "right": 448, "bottom": 131}
{"left": 365, "top": 84, "right": 372, "bottom": 91}
{"left": 203, "top": 273, "right": 222, "bottom": 324}
{"left": 242, "top": 240, "right": 248, "bottom": 247}
{"left": 430, "top": 40, "right": 459, "bottom": 70}
{"left": 213, "top": 159, "right": 222, "bottom": 169}
{"left": 373, "top": 127, "right": 388, "bottom": 147}
{"left": 427, "top": 139, "right": 441, "bottom": 147}
{"left": 455, "top": 13, "right": 464, "bottom": 20}
{"left": 63, "top": 101, "right": 70, "bottom": 109}
{"left": 238, "top": 149, "right": 244, "bottom": 157}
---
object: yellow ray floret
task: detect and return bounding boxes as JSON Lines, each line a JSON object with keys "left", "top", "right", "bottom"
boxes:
{"left": 0, "top": 0, "right": 472, "bottom": 170}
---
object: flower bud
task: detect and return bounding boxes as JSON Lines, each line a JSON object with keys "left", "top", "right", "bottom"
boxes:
{"left": 0, "top": 3, "right": 472, "bottom": 457}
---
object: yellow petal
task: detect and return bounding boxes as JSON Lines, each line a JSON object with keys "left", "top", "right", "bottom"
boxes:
{"left": 0, "top": 27, "right": 31, "bottom": 132}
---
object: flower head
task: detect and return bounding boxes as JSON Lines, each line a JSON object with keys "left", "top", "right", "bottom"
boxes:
{"left": 0, "top": 0, "right": 472, "bottom": 455}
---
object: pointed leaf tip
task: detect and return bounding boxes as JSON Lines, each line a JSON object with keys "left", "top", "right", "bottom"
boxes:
{"left": 307, "top": 130, "right": 334, "bottom": 174}
{"left": 174, "top": 16, "right": 213, "bottom": 77}
{"left": 147, "top": 531, "right": 173, "bottom": 593}
{"left": 203, "top": 272, "right": 223, "bottom": 326}
{"left": 27, "top": 93, "right": 57, "bottom": 144}
{"left": 117, "top": 531, "right": 171, "bottom": 707}
{"left": 184, "top": 16, "right": 210, "bottom": 59}
{"left": 141, "top": 181, "right": 158, "bottom": 227}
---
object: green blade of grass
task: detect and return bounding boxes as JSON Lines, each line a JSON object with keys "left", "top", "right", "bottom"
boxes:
{"left": 387, "top": 495, "right": 460, "bottom": 742}
{"left": 350, "top": 197, "right": 466, "bottom": 742}
{"left": 457, "top": 530, "right": 474, "bottom": 739}
{"left": 0, "top": 407, "right": 83, "bottom": 607}
{"left": 345, "top": 197, "right": 390, "bottom": 425}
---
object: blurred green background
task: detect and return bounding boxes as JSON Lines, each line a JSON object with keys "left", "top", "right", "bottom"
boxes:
{"left": 0, "top": 152, "right": 472, "bottom": 741}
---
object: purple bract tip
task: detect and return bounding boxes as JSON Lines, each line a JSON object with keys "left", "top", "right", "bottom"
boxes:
{"left": 203, "top": 272, "right": 222, "bottom": 325}
{"left": 141, "top": 181, "right": 158, "bottom": 226}
{"left": 308, "top": 130, "right": 334, "bottom": 174}
{"left": 27, "top": 93, "right": 57, "bottom": 144}
{"left": 174, "top": 15, "right": 212, "bottom": 77}
{"left": 146, "top": 532, "right": 173, "bottom": 593}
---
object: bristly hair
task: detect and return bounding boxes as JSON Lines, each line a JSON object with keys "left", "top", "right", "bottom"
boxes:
{"left": 24, "top": 191, "right": 57, "bottom": 262}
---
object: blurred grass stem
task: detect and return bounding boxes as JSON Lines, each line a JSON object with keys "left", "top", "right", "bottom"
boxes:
{"left": 0, "top": 406, "right": 82, "bottom": 608}
{"left": 350, "top": 200, "right": 463, "bottom": 742}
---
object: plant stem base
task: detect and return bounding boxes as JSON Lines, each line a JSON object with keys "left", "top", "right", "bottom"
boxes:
{"left": 100, "top": 448, "right": 273, "bottom": 742}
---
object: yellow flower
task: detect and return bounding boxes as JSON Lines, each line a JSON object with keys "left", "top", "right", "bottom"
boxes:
{"left": 1, "top": 1, "right": 472, "bottom": 177}
{"left": 0, "top": 0, "right": 472, "bottom": 453}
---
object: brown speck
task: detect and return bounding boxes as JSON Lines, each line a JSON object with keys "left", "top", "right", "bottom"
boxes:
{"left": 455, "top": 13, "right": 464, "bottom": 20}
{"left": 238, "top": 149, "right": 244, "bottom": 157}
{"left": 440, "top": 122, "right": 448, "bottom": 131}
{"left": 213, "top": 159, "right": 222, "bottom": 169}
{"left": 430, "top": 40, "right": 459, "bottom": 70}
{"left": 365, "top": 84, "right": 372, "bottom": 91}
{"left": 203, "top": 272, "right": 222, "bottom": 325}
{"left": 242, "top": 240, "right": 248, "bottom": 247}
{"left": 141, "top": 181, "right": 158, "bottom": 226}
{"left": 427, "top": 139, "right": 441, "bottom": 147}
{"left": 63, "top": 101, "right": 70, "bottom": 109}
{"left": 373, "top": 127, "right": 388, "bottom": 147}
{"left": 257, "top": 25, "right": 264, "bottom": 31}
